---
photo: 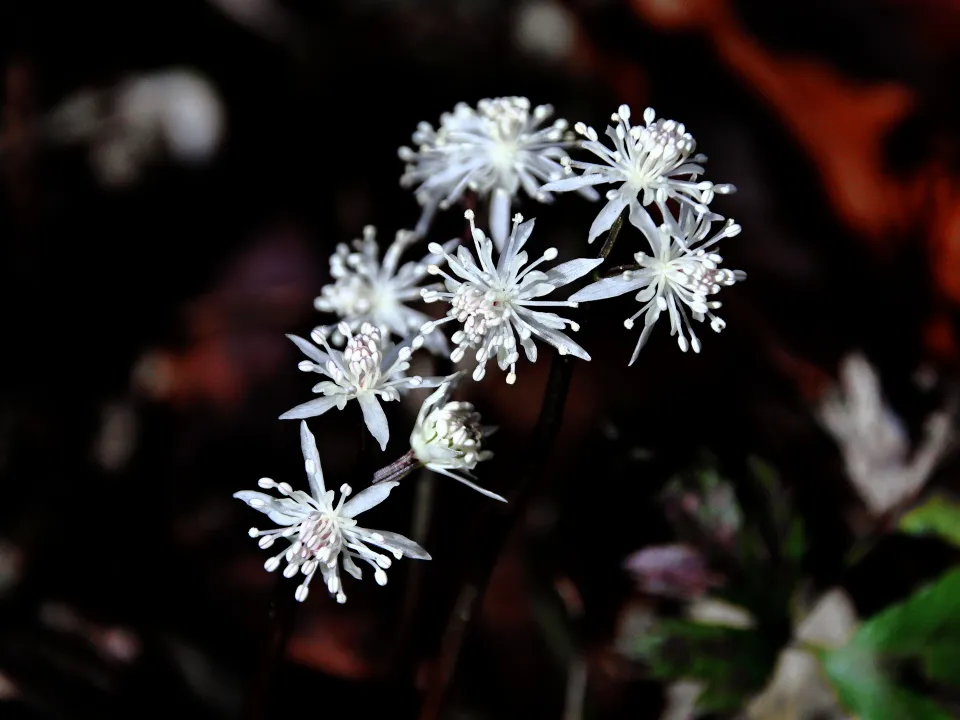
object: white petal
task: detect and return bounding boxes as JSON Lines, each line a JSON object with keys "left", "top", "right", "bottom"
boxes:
{"left": 519, "top": 313, "right": 591, "bottom": 361}
{"left": 342, "top": 554, "right": 363, "bottom": 579}
{"left": 541, "top": 258, "right": 604, "bottom": 288}
{"left": 489, "top": 187, "right": 511, "bottom": 252}
{"left": 357, "top": 392, "right": 390, "bottom": 450}
{"left": 540, "top": 173, "right": 609, "bottom": 193}
{"left": 415, "top": 375, "right": 447, "bottom": 389}
{"left": 286, "top": 334, "right": 328, "bottom": 365}
{"left": 299, "top": 421, "right": 326, "bottom": 498}
{"left": 628, "top": 320, "right": 658, "bottom": 366}
{"left": 233, "top": 491, "right": 306, "bottom": 525}
{"left": 354, "top": 527, "right": 432, "bottom": 560}
{"left": 588, "top": 194, "right": 629, "bottom": 244}
{"left": 569, "top": 274, "right": 648, "bottom": 302}
{"left": 630, "top": 201, "right": 664, "bottom": 250}
{"left": 428, "top": 466, "right": 507, "bottom": 502}
{"left": 498, "top": 217, "right": 536, "bottom": 275}
{"left": 279, "top": 395, "right": 340, "bottom": 420}
{"left": 342, "top": 481, "right": 398, "bottom": 518}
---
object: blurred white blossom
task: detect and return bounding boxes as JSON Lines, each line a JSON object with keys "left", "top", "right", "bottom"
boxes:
{"left": 206, "top": 0, "right": 293, "bottom": 42}
{"left": 280, "top": 323, "right": 443, "bottom": 450}
{"left": 410, "top": 373, "right": 502, "bottom": 501}
{"left": 818, "top": 353, "right": 952, "bottom": 516}
{"left": 571, "top": 204, "right": 744, "bottom": 363}
{"left": 45, "top": 69, "right": 224, "bottom": 187}
{"left": 541, "top": 105, "right": 734, "bottom": 243}
{"left": 400, "top": 96, "right": 598, "bottom": 249}
{"left": 236, "top": 422, "right": 430, "bottom": 603}
{"left": 314, "top": 226, "right": 454, "bottom": 353}
{"left": 513, "top": 0, "right": 577, "bottom": 63}
{"left": 421, "top": 210, "right": 600, "bottom": 383}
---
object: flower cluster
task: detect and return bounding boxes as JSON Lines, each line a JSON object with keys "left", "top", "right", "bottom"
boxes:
{"left": 541, "top": 105, "right": 734, "bottom": 243}
{"left": 280, "top": 322, "right": 443, "bottom": 450}
{"left": 313, "top": 226, "right": 455, "bottom": 353}
{"left": 234, "top": 96, "right": 746, "bottom": 605}
{"left": 410, "top": 373, "right": 501, "bottom": 501}
{"left": 570, "top": 205, "right": 744, "bottom": 362}
{"left": 420, "top": 210, "right": 599, "bottom": 383}
{"left": 399, "top": 96, "right": 598, "bottom": 249}
{"left": 547, "top": 105, "right": 744, "bottom": 359}
{"left": 235, "top": 422, "right": 430, "bottom": 603}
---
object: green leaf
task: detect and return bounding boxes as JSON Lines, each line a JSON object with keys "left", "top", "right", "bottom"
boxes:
{"left": 819, "top": 644, "right": 952, "bottom": 720}
{"left": 623, "top": 619, "right": 775, "bottom": 712}
{"left": 899, "top": 495, "right": 960, "bottom": 549}
{"left": 819, "top": 568, "right": 960, "bottom": 719}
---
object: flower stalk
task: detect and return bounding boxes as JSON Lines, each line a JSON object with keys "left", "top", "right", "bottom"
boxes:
{"left": 418, "top": 209, "right": 628, "bottom": 720}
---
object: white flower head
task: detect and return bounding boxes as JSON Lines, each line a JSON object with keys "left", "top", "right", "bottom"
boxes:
{"left": 571, "top": 204, "right": 744, "bottom": 364}
{"left": 420, "top": 210, "right": 602, "bottom": 384}
{"left": 235, "top": 422, "right": 430, "bottom": 604}
{"left": 280, "top": 322, "right": 443, "bottom": 450}
{"left": 540, "top": 105, "right": 735, "bottom": 243}
{"left": 399, "top": 96, "right": 599, "bottom": 250}
{"left": 314, "top": 226, "right": 455, "bottom": 354}
{"left": 411, "top": 372, "right": 503, "bottom": 502}
{"left": 818, "top": 353, "right": 953, "bottom": 516}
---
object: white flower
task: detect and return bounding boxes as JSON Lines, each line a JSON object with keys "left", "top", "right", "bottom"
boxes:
{"left": 420, "top": 210, "right": 601, "bottom": 384}
{"left": 280, "top": 322, "right": 443, "bottom": 450}
{"left": 399, "top": 96, "right": 598, "bottom": 250}
{"left": 45, "top": 69, "right": 223, "bottom": 188}
{"left": 314, "top": 226, "right": 455, "bottom": 354}
{"left": 570, "top": 204, "right": 744, "bottom": 363}
{"left": 235, "top": 421, "right": 430, "bottom": 603}
{"left": 818, "top": 353, "right": 952, "bottom": 516}
{"left": 540, "top": 105, "right": 735, "bottom": 244}
{"left": 410, "top": 373, "right": 503, "bottom": 502}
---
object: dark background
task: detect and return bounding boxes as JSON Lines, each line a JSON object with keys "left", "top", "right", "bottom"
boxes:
{"left": 1, "top": 0, "right": 960, "bottom": 717}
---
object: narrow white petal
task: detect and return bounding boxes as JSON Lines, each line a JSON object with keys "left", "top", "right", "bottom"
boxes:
{"left": 520, "top": 313, "right": 592, "bottom": 361}
{"left": 628, "top": 322, "right": 657, "bottom": 366}
{"left": 342, "top": 481, "right": 398, "bottom": 518}
{"left": 286, "top": 334, "right": 328, "bottom": 365}
{"left": 541, "top": 258, "right": 604, "bottom": 288}
{"left": 569, "top": 274, "right": 648, "bottom": 302}
{"left": 279, "top": 395, "right": 340, "bottom": 420}
{"left": 357, "top": 392, "right": 390, "bottom": 450}
{"left": 233, "top": 491, "right": 306, "bottom": 525}
{"left": 588, "top": 194, "right": 629, "bottom": 244}
{"left": 354, "top": 527, "right": 432, "bottom": 560}
{"left": 489, "top": 187, "right": 511, "bottom": 252}
{"left": 630, "top": 201, "right": 666, "bottom": 252}
{"left": 498, "top": 217, "right": 536, "bottom": 275}
{"left": 540, "top": 174, "right": 609, "bottom": 193}
{"left": 299, "top": 421, "right": 326, "bottom": 498}
{"left": 428, "top": 466, "right": 507, "bottom": 502}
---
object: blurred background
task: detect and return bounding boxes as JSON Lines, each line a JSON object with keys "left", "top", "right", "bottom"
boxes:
{"left": 2, "top": 0, "right": 960, "bottom": 717}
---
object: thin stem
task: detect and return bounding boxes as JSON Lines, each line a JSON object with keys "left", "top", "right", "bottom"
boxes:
{"left": 418, "top": 208, "right": 628, "bottom": 720}
{"left": 391, "top": 353, "right": 454, "bottom": 678}
{"left": 372, "top": 450, "right": 423, "bottom": 484}
{"left": 597, "top": 210, "right": 626, "bottom": 263}
{"left": 244, "top": 576, "right": 298, "bottom": 720}
{"left": 390, "top": 468, "right": 438, "bottom": 677}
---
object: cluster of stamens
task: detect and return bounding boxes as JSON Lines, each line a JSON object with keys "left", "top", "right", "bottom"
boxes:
{"left": 296, "top": 322, "right": 420, "bottom": 400}
{"left": 428, "top": 401, "right": 490, "bottom": 466}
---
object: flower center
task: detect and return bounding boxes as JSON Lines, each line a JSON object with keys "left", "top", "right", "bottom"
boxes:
{"left": 343, "top": 329, "right": 383, "bottom": 389}
{"left": 451, "top": 284, "right": 510, "bottom": 347}
{"left": 625, "top": 120, "right": 693, "bottom": 189}
{"left": 488, "top": 137, "right": 519, "bottom": 173}
{"left": 297, "top": 511, "right": 343, "bottom": 564}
